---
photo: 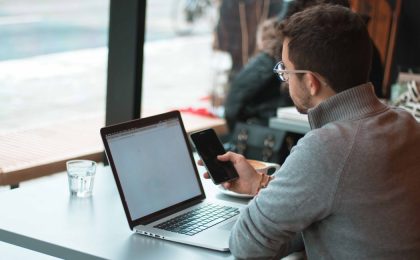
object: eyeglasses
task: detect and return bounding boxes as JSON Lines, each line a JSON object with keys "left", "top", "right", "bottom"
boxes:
{"left": 273, "top": 61, "right": 312, "bottom": 82}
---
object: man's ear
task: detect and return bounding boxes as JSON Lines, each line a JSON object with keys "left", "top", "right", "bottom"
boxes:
{"left": 306, "top": 73, "right": 322, "bottom": 96}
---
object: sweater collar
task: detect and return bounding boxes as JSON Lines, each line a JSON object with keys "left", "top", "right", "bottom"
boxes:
{"left": 307, "top": 83, "right": 387, "bottom": 129}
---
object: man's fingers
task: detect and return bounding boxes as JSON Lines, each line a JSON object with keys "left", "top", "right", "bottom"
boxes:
{"left": 216, "top": 152, "right": 231, "bottom": 161}
{"left": 197, "top": 159, "right": 204, "bottom": 166}
{"left": 217, "top": 151, "right": 246, "bottom": 165}
{"left": 217, "top": 151, "right": 238, "bottom": 162}
{"left": 203, "top": 172, "right": 210, "bottom": 179}
{"left": 222, "top": 182, "right": 231, "bottom": 189}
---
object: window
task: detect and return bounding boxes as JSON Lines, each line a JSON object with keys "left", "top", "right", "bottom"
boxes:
{"left": 1, "top": 0, "right": 287, "bottom": 186}
{"left": 142, "top": 0, "right": 218, "bottom": 117}
{"left": 0, "top": 1, "right": 109, "bottom": 131}
{"left": 107, "top": 0, "right": 285, "bottom": 124}
{"left": 0, "top": 1, "right": 109, "bottom": 185}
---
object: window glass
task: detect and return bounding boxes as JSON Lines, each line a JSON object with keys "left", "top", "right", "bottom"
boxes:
{"left": 0, "top": 0, "right": 109, "bottom": 131}
{"left": 142, "top": 0, "right": 284, "bottom": 119}
{"left": 143, "top": 0, "right": 224, "bottom": 117}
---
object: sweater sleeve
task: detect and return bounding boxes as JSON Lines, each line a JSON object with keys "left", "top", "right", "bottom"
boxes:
{"left": 229, "top": 129, "right": 350, "bottom": 259}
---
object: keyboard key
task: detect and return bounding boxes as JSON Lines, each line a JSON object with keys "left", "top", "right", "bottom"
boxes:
{"left": 154, "top": 204, "right": 239, "bottom": 236}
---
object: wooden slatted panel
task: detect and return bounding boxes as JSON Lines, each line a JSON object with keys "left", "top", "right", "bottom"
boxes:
{"left": 0, "top": 116, "right": 104, "bottom": 185}
{"left": 0, "top": 113, "right": 226, "bottom": 186}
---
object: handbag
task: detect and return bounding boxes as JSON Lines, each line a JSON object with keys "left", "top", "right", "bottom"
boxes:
{"left": 227, "top": 122, "right": 302, "bottom": 165}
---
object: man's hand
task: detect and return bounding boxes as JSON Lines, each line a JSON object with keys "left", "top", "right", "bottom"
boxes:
{"left": 198, "top": 152, "right": 261, "bottom": 195}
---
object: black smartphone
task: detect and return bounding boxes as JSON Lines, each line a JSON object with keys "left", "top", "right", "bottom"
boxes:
{"left": 190, "top": 128, "right": 239, "bottom": 185}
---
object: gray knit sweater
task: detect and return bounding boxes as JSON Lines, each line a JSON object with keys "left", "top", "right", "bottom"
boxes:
{"left": 230, "top": 83, "right": 420, "bottom": 259}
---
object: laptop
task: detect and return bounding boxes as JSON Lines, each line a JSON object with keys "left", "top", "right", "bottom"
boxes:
{"left": 100, "top": 110, "right": 244, "bottom": 251}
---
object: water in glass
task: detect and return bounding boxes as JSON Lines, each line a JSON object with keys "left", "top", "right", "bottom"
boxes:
{"left": 66, "top": 160, "right": 96, "bottom": 198}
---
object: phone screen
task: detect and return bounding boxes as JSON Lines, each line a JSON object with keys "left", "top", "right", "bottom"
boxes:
{"left": 190, "top": 129, "right": 239, "bottom": 184}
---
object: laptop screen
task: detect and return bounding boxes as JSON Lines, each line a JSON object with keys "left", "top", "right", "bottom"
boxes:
{"left": 105, "top": 116, "right": 202, "bottom": 221}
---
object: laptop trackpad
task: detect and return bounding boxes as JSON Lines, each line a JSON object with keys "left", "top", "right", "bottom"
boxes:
{"left": 218, "top": 220, "right": 236, "bottom": 231}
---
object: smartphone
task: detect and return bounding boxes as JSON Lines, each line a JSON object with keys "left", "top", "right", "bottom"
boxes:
{"left": 190, "top": 128, "right": 239, "bottom": 185}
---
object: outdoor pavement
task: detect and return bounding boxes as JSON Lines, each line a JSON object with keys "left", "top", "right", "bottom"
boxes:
{"left": 0, "top": 0, "right": 223, "bottom": 133}
{"left": 0, "top": 34, "right": 224, "bottom": 132}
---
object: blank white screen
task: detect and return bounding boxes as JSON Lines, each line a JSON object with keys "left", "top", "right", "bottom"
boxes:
{"left": 107, "top": 119, "right": 202, "bottom": 220}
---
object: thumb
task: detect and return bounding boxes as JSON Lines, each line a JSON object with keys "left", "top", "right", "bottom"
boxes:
{"left": 217, "top": 151, "right": 234, "bottom": 162}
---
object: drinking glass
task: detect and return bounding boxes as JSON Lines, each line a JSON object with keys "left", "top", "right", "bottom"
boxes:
{"left": 66, "top": 160, "right": 97, "bottom": 198}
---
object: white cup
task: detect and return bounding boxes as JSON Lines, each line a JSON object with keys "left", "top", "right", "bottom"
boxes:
{"left": 247, "top": 159, "right": 280, "bottom": 175}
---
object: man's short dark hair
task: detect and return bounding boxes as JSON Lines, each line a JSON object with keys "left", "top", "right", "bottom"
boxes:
{"left": 285, "top": 0, "right": 350, "bottom": 19}
{"left": 281, "top": 4, "right": 372, "bottom": 92}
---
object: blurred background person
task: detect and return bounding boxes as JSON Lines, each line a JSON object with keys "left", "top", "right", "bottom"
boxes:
{"left": 213, "top": 0, "right": 285, "bottom": 81}
{"left": 224, "top": 17, "right": 292, "bottom": 131}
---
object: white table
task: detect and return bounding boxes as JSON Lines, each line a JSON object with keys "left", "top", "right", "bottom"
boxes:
{"left": 0, "top": 241, "right": 59, "bottom": 259}
{"left": 0, "top": 165, "right": 250, "bottom": 259}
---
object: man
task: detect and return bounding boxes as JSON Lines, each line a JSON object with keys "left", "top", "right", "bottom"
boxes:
{"left": 202, "top": 4, "right": 420, "bottom": 259}
{"left": 224, "top": 0, "right": 352, "bottom": 132}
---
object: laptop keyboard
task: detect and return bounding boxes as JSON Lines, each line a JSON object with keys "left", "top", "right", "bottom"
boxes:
{"left": 154, "top": 203, "right": 240, "bottom": 236}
